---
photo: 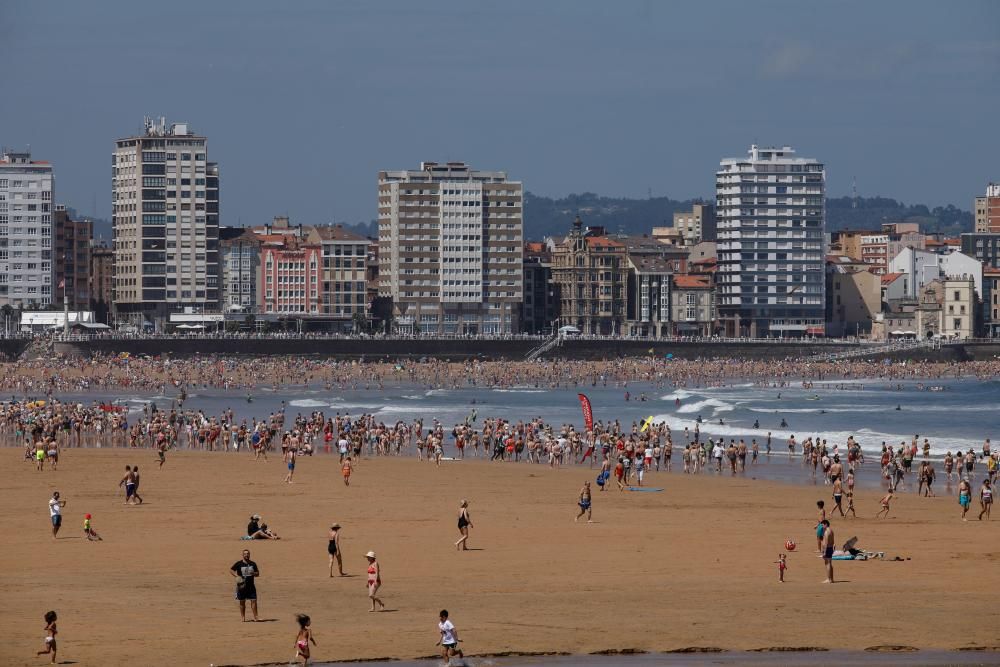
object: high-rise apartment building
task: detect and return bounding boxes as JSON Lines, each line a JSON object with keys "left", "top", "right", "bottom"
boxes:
{"left": 54, "top": 206, "right": 92, "bottom": 310}
{"left": 219, "top": 227, "right": 260, "bottom": 314}
{"left": 0, "top": 150, "right": 55, "bottom": 308}
{"left": 377, "top": 162, "right": 522, "bottom": 335}
{"left": 113, "top": 117, "right": 220, "bottom": 328}
{"left": 974, "top": 183, "right": 1000, "bottom": 233}
{"left": 716, "top": 145, "right": 825, "bottom": 337}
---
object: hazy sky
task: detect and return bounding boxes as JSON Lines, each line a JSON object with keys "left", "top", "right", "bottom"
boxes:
{"left": 2, "top": 0, "right": 998, "bottom": 226}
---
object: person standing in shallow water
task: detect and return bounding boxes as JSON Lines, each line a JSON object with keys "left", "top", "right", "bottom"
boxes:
{"left": 455, "top": 500, "right": 473, "bottom": 550}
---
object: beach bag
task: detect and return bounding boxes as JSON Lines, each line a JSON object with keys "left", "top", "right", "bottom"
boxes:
{"left": 596, "top": 470, "right": 609, "bottom": 486}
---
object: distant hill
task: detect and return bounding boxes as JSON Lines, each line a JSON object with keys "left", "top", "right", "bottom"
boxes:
{"left": 67, "top": 194, "right": 973, "bottom": 246}
{"left": 523, "top": 193, "right": 973, "bottom": 240}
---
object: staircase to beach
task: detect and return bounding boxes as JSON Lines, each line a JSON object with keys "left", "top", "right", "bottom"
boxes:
{"left": 525, "top": 334, "right": 562, "bottom": 360}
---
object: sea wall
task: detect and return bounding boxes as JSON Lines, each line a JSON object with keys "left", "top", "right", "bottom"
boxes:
{"left": 0, "top": 338, "right": 30, "bottom": 360}
{"left": 48, "top": 337, "right": 1000, "bottom": 362}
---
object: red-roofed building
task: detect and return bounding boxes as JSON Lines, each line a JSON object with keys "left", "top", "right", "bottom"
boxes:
{"left": 669, "top": 273, "right": 714, "bottom": 336}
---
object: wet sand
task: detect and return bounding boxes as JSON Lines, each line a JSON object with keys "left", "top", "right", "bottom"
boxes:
{"left": 3, "top": 449, "right": 999, "bottom": 666}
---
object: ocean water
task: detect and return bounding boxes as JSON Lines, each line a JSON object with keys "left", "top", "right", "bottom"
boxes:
{"left": 50, "top": 377, "right": 998, "bottom": 459}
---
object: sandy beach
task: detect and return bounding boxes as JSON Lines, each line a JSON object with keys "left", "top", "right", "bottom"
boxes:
{"left": 4, "top": 448, "right": 1000, "bottom": 667}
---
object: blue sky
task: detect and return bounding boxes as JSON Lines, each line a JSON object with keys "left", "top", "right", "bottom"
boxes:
{"left": 2, "top": 0, "right": 998, "bottom": 225}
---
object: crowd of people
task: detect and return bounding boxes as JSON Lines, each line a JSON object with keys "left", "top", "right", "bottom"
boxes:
{"left": 22, "top": 352, "right": 1000, "bottom": 665}
{"left": 3, "top": 353, "right": 999, "bottom": 396}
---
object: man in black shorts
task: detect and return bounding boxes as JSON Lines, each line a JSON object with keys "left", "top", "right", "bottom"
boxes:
{"left": 230, "top": 549, "right": 260, "bottom": 621}
{"left": 820, "top": 520, "right": 835, "bottom": 584}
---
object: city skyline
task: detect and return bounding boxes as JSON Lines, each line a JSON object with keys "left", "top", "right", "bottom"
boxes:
{"left": 2, "top": 0, "right": 998, "bottom": 225}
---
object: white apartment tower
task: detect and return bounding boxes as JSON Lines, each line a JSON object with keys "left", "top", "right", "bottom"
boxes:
{"left": 716, "top": 145, "right": 825, "bottom": 337}
{"left": 377, "top": 162, "right": 523, "bottom": 334}
{"left": 113, "top": 117, "right": 220, "bottom": 327}
{"left": 0, "top": 150, "right": 55, "bottom": 308}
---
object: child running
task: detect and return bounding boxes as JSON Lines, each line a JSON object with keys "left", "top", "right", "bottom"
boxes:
{"left": 83, "top": 513, "right": 103, "bottom": 541}
{"left": 436, "top": 609, "right": 464, "bottom": 662}
{"left": 875, "top": 489, "right": 893, "bottom": 519}
{"left": 35, "top": 610, "right": 58, "bottom": 664}
{"left": 341, "top": 457, "right": 353, "bottom": 486}
{"left": 294, "top": 613, "right": 317, "bottom": 665}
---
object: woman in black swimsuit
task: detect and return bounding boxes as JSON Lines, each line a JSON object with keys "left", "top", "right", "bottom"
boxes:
{"left": 455, "top": 500, "right": 473, "bottom": 551}
{"left": 328, "top": 523, "right": 343, "bottom": 577}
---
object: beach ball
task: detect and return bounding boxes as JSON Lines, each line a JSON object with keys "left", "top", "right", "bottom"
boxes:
{"left": 784, "top": 539, "right": 796, "bottom": 551}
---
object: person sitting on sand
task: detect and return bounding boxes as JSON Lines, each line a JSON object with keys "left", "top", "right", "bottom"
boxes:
{"left": 247, "top": 514, "right": 280, "bottom": 540}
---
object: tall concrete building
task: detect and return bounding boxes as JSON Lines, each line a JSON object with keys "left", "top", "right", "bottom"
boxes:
{"left": 0, "top": 150, "right": 55, "bottom": 308}
{"left": 716, "top": 145, "right": 825, "bottom": 336}
{"left": 377, "top": 162, "right": 522, "bottom": 334}
{"left": 54, "top": 205, "right": 92, "bottom": 310}
{"left": 219, "top": 227, "right": 260, "bottom": 314}
{"left": 113, "top": 117, "right": 220, "bottom": 328}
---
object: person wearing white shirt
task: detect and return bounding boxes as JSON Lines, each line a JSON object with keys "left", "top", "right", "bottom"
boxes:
{"left": 436, "top": 609, "right": 463, "bottom": 662}
{"left": 49, "top": 491, "right": 66, "bottom": 539}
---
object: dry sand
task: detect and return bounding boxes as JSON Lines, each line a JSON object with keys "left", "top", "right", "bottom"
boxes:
{"left": 3, "top": 449, "right": 999, "bottom": 666}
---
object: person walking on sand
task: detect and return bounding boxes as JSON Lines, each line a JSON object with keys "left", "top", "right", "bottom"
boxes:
{"left": 365, "top": 551, "right": 385, "bottom": 612}
{"left": 230, "top": 549, "right": 260, "bottom": 622}
{"left": 820, "top": 520, "right": 835, "bottom": 583}
{"left": 776, "top": 553, "right": 787, "bottom": 582}
{"left": 979, "top": 479, "right": 993, "bottom": 520}
{"left": 294, "top": 613, "right": 317, "bottom": 666}
{"left": 48, "top": 491, "right": 66, "bottom": 539}
{"left": 436, "top": 609, "right": 464, "bottom": 662}
{"left": 959, "top": 478, "right": 972, "bottom": 520}
{"left": 575, "top": 481, "right": 593, "bottom": 523}
{"left": 831, "top": 478, "right": 845, "bottom": 517}
{"left": 284, "top": 447, "right": 296, "bottom": 484}
{"left": 155, "top": 439, "right": 167, "bottom": 468}
{"left": 875, "top": 489, "right": 893, "bottom": 519}
{"left": 455, "top": 500, "right": 473, "bottom": 550}
{"left": 131, "top": 466, "right": 144, "bottom": 504}
{"left": 328, "top": 523, "right": 344, "bottom": 576}
{"left": 35, "top": 610, "right": 58, "bottom": 664}
{"left": 119, "top": 466, "right": 137, "bottom": 505}
{"left": 341, "top": 456, "right": 353, "bottom": 486}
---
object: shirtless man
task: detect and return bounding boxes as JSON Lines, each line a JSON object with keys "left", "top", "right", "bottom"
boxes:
{"left": 815, "top": 500, "right": 827, "bottom": 553}
{"left": 575, "top": 481, "right": 593, "bottom": 523}
{"left": 831, "top": 478, "right": 845, "bottom": 517}
{"left": 829, "top": 456, "right": 844, "bottom": 484}
{"left": 820, "top": 520, "right": 835, "bottom": 583}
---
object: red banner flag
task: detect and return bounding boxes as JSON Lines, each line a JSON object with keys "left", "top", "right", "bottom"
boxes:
{"left": 577, "top": 393, "right": 594, "bottom": 432}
